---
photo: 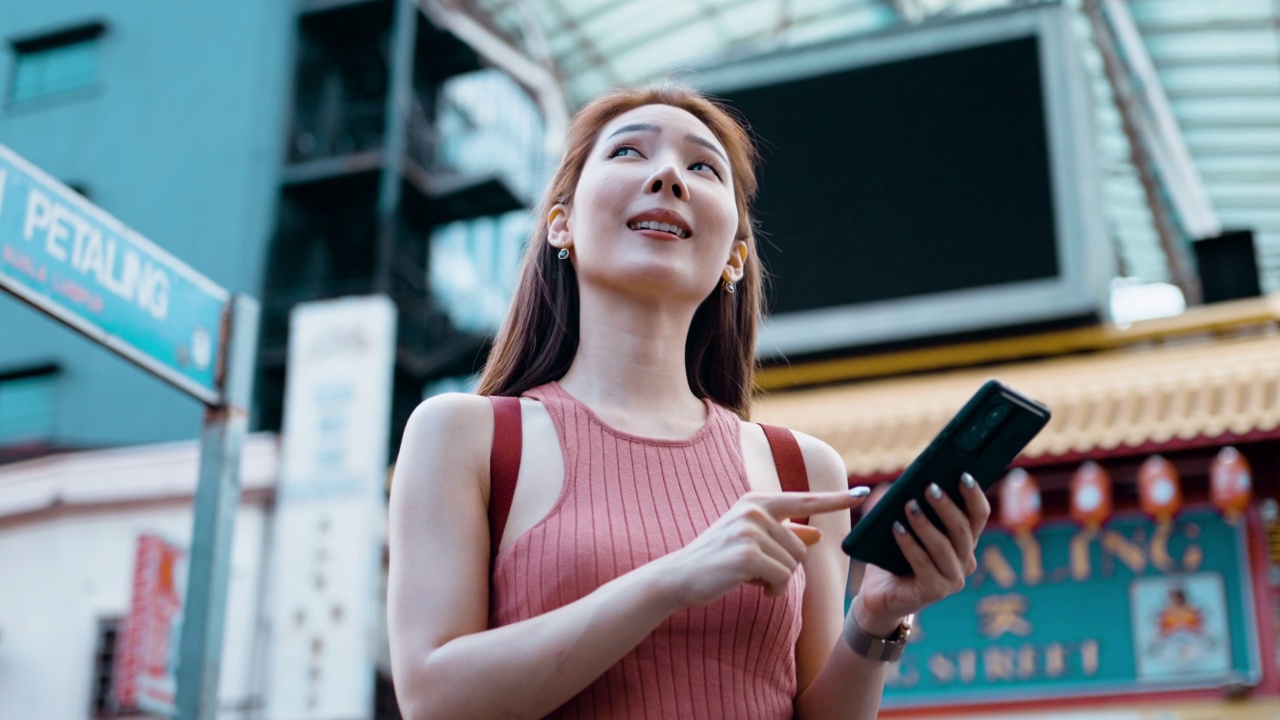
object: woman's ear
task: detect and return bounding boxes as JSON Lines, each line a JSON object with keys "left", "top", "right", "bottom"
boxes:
{"left": 547, "top": 204, "right": 573, "bottom": 250}
{"left": 722, "top": 240, "right": 748, "bottom": 283}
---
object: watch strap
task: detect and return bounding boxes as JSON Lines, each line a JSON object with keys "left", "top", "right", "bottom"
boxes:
{"left": 843, "top": 613, "right": 911, "bottom": 662}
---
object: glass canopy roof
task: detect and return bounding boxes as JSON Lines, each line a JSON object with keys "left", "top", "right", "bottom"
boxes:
{"left": 469, "top": 0, "right": 1280, "bottom": 294}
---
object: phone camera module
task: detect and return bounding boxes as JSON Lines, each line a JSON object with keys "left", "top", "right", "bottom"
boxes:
{"left": 958, "top": 425, "right": 984, "bottom": 453}
{"left": 984, "top": 404, "right": 1010, "bottom": 427}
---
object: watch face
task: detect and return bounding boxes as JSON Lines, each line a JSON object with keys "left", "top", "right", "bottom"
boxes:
{"left": 882, "top": 643, "right": 906, "bottom": 663}
{"left": 900, "top": 613, "right": 916, "bottom": 641}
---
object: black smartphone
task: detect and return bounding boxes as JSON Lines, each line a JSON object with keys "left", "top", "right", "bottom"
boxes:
{"left": 841, "top": 379, "right": 1051, "bottom": 576}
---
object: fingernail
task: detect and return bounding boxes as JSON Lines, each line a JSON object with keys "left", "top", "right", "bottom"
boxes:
{"left": 928, "top": 483, "right": 943, "bottom": 500}
{"left": 850, "top": 486, "right": 870, "bottom": 498}
{"left": 907, "top": 499, "right": 921, "bottom": 516}
{"left": 961, "top": 473, "right": 976, "bottom": 489}
{"left": 893, "top": 521, "right": 907, "bottom": 535}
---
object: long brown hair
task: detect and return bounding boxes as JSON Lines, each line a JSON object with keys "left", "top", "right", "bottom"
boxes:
{"left": 476, "top": 82, "right": 763, "bottom": 418}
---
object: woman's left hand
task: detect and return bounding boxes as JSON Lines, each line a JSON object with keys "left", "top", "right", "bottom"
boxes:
{"left": 854, "top": 473, "right": 991, "bottom": 633}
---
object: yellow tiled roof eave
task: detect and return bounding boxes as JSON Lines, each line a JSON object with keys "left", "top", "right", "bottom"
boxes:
{"left": 751, "top": 332, "right": 1280, "bottom": 478}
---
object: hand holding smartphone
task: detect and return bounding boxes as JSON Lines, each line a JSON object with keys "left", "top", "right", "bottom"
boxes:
{"left": 841, "top": 379, "right": 1051, "bottom": 576}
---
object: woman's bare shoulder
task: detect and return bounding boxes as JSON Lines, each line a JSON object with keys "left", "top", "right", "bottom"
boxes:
{"left": 759, "top": 422, "right": 847, "bottom": 493}
{"left": 738, "top": 419, "right": 848, "bottom": 493}
{"left": 405, "top": 392, "right": 494, "bottom": 432}
{"left": 791, "top": 430, "right": 847, "bottom": 492}
{"left": 396, "top": 393, "right": 495, "bottom": 487}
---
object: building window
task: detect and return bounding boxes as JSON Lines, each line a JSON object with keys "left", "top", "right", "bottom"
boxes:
{"left": 8, "top": 22, "right": 106, "bottom": 104}
{"left": 90, "top": 617, "right": 123, "bottom": 718}
{"left": 429, "top": 210, "right": 530, "bottom": 335}
{"left": 0, "top": 364, "right": 58, "bottom": 446}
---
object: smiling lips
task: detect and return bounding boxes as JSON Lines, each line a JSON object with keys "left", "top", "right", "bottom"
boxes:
{"left": 627, "top": 210, "right": 692, "bottom": 239}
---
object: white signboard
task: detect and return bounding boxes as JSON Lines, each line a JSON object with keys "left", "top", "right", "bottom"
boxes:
{"left": 264, "top": 295, "right": 397, "bottom": 720}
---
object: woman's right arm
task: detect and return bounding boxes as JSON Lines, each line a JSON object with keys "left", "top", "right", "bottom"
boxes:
{"left": 387, "top": 393, "right": 865, "bottom": 720}
{"left": 387, "top": 393, "right": 684, "bottom": 720}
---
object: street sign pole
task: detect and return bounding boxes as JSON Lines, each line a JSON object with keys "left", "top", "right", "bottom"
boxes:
{"left": 0, "top": 143, "right": 260, "bottom": 720}
{"left": 175, "top": 294, "right": 258, "bottom": 720}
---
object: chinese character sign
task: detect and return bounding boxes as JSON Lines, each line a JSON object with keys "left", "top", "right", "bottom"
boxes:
{"left": 877, "top": 509, "right": 1259, "bottom": 708}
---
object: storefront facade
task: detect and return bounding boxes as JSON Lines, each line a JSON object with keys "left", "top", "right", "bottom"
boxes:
{"left": 755, "top": 294, "right": 1280, "bottom": 716}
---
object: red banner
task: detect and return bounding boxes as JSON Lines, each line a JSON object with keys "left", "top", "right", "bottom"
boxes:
{"left": 113, "top": 533, "right": 186, "bottom": 715}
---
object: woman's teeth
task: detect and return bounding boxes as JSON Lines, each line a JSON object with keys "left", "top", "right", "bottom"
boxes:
{"left": 628, "top": 220, "right": 689, "bottom": 238}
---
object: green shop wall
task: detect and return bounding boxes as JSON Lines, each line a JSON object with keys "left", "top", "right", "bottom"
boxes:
{"left": 861, "top": 508, "right": 1261, "bottom": 709}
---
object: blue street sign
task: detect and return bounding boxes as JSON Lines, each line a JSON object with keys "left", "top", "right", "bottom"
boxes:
{"left": 0, "top": 144, "right": 229, "bottom": 404}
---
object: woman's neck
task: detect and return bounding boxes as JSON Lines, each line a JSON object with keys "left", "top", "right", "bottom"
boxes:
{"left": 557, "top": 287, "right": 707, "bottom": 435}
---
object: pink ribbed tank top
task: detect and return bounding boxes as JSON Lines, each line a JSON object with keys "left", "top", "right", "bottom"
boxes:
{"left": 490, "top": 382, "right": 805, "bottom": 719}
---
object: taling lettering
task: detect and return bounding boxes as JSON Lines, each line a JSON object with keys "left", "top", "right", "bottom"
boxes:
{"left": 24, "top": 187, "right": 169, "bottom": 321}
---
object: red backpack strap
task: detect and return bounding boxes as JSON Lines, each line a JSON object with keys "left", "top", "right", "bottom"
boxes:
{"left": 759, "top": 423, "right": 810, "bottom": 525}
{"left": 488, "top": 396, "right": 523, "bottom": 563}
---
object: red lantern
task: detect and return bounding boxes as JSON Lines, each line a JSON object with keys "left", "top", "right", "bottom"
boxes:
{"left": 1000, "top": 468, "right": 1042, "bottom": 533}
{"left": 1070, "top": 461, "right": 1113, "bottom": 530}
{"left": 1138, "top": 455, "right": 1182, "bottom": 521}
{"left": 1210, "top": 446, "right": 1252, "bottom": 522}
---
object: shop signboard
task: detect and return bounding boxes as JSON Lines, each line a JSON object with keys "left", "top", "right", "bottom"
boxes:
{"left": 114, "top": 533, "right": 188, "bottom": 715}
{"left": 874, "top": 508, "right": 1260, "bottom": 708}
{"left": 0, "top": 144, "right": 228, "bottom": 404}
{"left": 264, "top": 295, "right": 396, "bottom": 720}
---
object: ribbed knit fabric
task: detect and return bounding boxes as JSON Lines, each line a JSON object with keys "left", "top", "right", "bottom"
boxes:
{"left": 490, "top": 382, "right": 804, "bottom": 719}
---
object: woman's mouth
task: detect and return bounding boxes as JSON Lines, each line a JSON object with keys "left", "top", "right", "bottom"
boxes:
{"left": 627, "top": 219, "right": 690, "bottom": 239}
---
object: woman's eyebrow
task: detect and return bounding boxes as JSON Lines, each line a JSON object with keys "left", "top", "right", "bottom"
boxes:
{"left": 606, "top": 122, "right": 728, "bottom": 162}
{"left": 686, "top": 134, "right": 728, "bottom": 163}
{"left": 607, "top": 122, "right": 660, "bottom": 138}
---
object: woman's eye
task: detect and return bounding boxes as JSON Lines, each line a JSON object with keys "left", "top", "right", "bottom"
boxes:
{"left": 691, "top": 161, "right": 722, "bottom": 179}
{"left": 609, "top": 145, "right": 641, "bottom": 158}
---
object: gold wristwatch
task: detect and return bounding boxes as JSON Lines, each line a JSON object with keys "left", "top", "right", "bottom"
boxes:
{"left": 843, "top": 612, "right": 914, "bottom": 662}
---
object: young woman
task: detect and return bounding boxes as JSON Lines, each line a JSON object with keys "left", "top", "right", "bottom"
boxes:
{"left": 387, "top": 82, "right": 989, "bottom": 719}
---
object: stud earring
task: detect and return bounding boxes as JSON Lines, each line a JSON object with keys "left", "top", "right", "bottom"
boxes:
{"left": 558, "top": 248, "right": 570, "bottom": 260}
{"left": 723, "top": 280, "right": 736, "bottom": 294}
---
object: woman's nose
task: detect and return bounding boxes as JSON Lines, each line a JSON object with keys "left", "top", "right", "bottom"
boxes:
{"left": 645, "top": 165, "right": 686, "bottom": 200}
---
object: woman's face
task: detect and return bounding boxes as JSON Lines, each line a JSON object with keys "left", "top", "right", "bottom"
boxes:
{"left": 556, "top": 103, "right": 742, "bottom": 301}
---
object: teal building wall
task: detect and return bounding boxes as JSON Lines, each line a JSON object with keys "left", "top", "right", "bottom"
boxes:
{"left": 0, "top": 1, "right": 293, "bottom": 449}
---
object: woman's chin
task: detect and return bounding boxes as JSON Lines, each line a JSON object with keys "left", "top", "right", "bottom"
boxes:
{"left": 582, "top": 266, "right": 712, "bottom": 302}
{"left": 581, "top": 257, "right": 711, "bottom": 292}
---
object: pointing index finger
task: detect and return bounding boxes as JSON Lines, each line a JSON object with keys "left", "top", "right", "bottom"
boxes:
{"left": 763, "top": 488, "right": 868, "bottom": 520}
